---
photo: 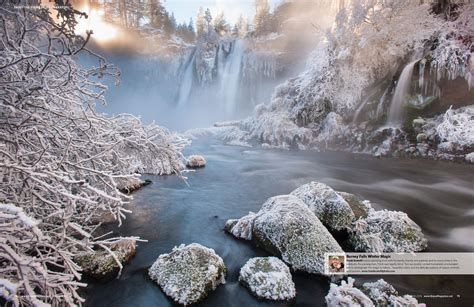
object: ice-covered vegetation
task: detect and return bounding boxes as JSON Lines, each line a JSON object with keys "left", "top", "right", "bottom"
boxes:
{"left": 216, "top": 1, "right": 473, "bottom": 160}
{"left": 0, "top": 3, "right": 187, "bottom": 305}
{"left": 239, "top": 257, "right": 296, "bottom": 301}
{"left": 326, "top": 277, "right": 425, "bottom": 307}
{"left": 148, "top": 243, "right": 226, "bottom": 305}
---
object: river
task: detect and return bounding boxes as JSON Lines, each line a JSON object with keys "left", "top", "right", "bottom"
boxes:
{"left": 84, "top": 137, "right": 474, "bottom": 307}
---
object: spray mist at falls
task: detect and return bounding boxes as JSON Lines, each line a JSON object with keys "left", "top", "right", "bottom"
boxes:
{"left": 177, "top": 39, "right": 245, "bottom": 116}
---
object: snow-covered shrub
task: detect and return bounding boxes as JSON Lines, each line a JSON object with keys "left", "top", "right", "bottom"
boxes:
{"left": 435, "top": 106, "right": 474, "bottom": 148}
{"left": 0, "top": 3, "right": 186, "bottom": 305}
{"left": 430, "top": 2, "right": 474, "bottom": 87}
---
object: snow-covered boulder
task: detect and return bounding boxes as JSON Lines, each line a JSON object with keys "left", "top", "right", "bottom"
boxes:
{"left": 148, "top": 243, "right": 226, "bottom": 305}
{"left": 349, "top": 209, "right": 427, "bottom": 252}
{"left": 465, "top": 152, "right": 474, "bottom": 163}
{"left": 290, "top": 182, "right": 355, "bottom": 231}
{"left": 327, "top": 278, "right": 425, "bottom": 307}
{"left": 337, "top": 191, "right": 372, "bottom": 220}
{"left": 117, "top": 177, "right": 152, "bottom": 194}
{"left": 252, "top": 195, "right": 343, "bottom": 274}
{"left": 362, "top": 279, "right": 398, "bottom": 306}
{"left": 75, "top": 239, "right": 136, "bottom": 280}
{"left": 326, "top": 277, "right": 374, "bottom": 306}
{"left": 186, "top": 155, "right": 206, "bottom": 168}
{"left": 224, "top": 212, "right": 255, "bottom": 240}
{"left": 239, "top": 257, "right": 296, "bottom": 301}
{"left": 388, "top": 294, "right": 425, "bottom": 306}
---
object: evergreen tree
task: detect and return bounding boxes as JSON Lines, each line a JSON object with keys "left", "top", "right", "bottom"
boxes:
{"left": 147, "top": 0, "right": 166, "bottom": 28}
{"left": 253, "top": 0, "right": 270, "bottom": 35}
{"left": 196, "top": 7, "right": 205, "bottom": 37}
{"left": 213, "top": 11, "right": 229, "bottom": 35}
{"left": 204, "top": 8, "right": 213, "bottom": 31}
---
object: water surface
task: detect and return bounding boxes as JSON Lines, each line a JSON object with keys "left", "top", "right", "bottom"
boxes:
{"left": 84, "top": 138, "right": 474, "bottom": 307}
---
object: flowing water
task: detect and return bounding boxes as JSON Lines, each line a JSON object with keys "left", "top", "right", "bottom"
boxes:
{"left": 387, "top": 51, "right": 424, "bottom": 125}
{"left": 84, "top": 138, "right": 474, "bottom": 307}
{"left": 177, "top": 51, "right": 196, "bottom": 107}
{"left": 218, "top": 40, "right": 244, "bottom": 115}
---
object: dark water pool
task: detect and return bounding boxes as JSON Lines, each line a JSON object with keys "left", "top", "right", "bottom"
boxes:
{"left": 84, "top": 138, "right": 474, "bottom": 307}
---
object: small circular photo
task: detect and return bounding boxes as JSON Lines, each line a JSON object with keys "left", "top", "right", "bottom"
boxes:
{"left": 327, "top": 254, "right": 346, "bottom": 274}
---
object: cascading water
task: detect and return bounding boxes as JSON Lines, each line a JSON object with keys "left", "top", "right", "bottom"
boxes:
{"left": 218, "top": 40, "right": 244, "bottom": 115}
{"left": 387, "top": 50, "right": 423, "bottom": 125}
{"left": 177, "top": 51, "right": 196, "bottom": 106}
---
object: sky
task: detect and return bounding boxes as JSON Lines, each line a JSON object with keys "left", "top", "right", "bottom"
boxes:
{"left": 163, "top": 0, "right": 282, "bottom": 25}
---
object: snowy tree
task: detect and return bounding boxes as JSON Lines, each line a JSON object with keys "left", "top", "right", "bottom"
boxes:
{"left": 196, "top": 7, "right": 205, "bottom": 37}
{"left": 213, "top": 11, "right": 229, "bottom": 36}
{"left": 253, "top": 0, "right": 271, "bottom": 35}
{"left": 235, "top": 14, "right": 249, "bottom": 38}
{"left": 204, "top": 8, "right": 213, "bottom": 31}
{"left": 147, "top": 0, "right": 167, "bottom": 28}
{"left": 0, "top": 1, "right": 187, "bottom": 305}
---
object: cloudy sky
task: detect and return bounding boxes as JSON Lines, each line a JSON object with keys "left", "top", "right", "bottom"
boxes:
{"left": 163, "top": 0, "right": 282, "bottom": 25}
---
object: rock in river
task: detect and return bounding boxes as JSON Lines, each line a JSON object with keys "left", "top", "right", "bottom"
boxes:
{"left": 251, "top": 195, "right": 343, "bottom": 274}
{"left": 349, "top": 209, "right": 428, "bottom": 252}
{"left": 186, "top": 154, "right": 206, "bottom": 168}
{"left": 326, "top": 278, "right": 425, "bottom": 307}
{"left": 239, "top": 257, "right": 296, "bottom": 301}
{"left": 290, "top": 182, "right": 356, "bottom": 231}
{"left": 148, "top": 243, "right": 226, "bottom": 305}
{"left": 75, "top": 239, "right": 136, "bottom": 280}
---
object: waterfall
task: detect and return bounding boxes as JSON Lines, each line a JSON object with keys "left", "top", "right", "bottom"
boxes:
{"left": 387, "top": 50, "right": 423, "bottom": 125}
{"left": 218, "top": 40, "right": 244, "bottom": 115}
{"left": 177, "top": 51, "right": 196, "bottom": 106}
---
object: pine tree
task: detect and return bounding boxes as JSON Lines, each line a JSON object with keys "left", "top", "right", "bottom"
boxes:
{"left": 236, "top": 14, "right": 248, "bottom": 37}
{"left": 253, "top": 0, "right": 270, "bottom": 35}
{"left": 196, "top": 7, "right": 205, "bottom": 37}
{"left": 213, "top": 11, "right": 229, "bottom": 35}
{"left": 147, "top": 0, "right": 166, "bottom": 28}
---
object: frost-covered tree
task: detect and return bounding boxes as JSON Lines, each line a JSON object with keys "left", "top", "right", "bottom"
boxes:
{"left": 213, "top": 11, "right": 229, "bottom": 36}
{"left": 224, "top": 0, "right": 473, "bottom": 149}
{"left": 196, "top": 7, "right": 205, "bottom": 37}
{"left": 235, "top": 14, "right": 248, "bottom": 38}
{"left": 0, "top": 1, "right": 187, "bottom": 305}
{"left": 253, "top": 0, "right": 271, "bottom": 35}
{"left": 147, "top": 0, "right": 167, "bottom": 28}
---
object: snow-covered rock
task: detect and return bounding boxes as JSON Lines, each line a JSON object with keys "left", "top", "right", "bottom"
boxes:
{"left": 349, "top": 209, "right": 427, "bottom": 253}
{"left": 337, "top": 191, "right": 372, "bottom": 220}
{"left": 327, "top": 278, "right": 425, "bottom": 307}
{"left": 388, "top": 294, "right": 425, "bottom": 306}
{"left": 224, "top": 212, "right": 255, "bottom": 240}
{"left": 239, "top": 257, "right": 296, "bottom": 301}
{"left": 117, "top": 177, "right": 152, "bottom": 194}
{"left": 465, "top": 152, "right": 474, "bottom": 163}
{"left": 251, "top": 195, "right": 343, "bottom": 274}
{"left": 362, "top": 279, "right": 398, "bottom": 306}
{"left": 75, "top": 239, "right": 136, "bottom": 280}
{"left": 290, "top": 182, "right": 355, "bottom": 231}
{"left": 326, "top": 277, "right": 374, "bottom": 307}
{"left": 186, "top": 155, "right": 206, "bottom": 168}
{"left": 148, "top": 243, "right": 226, "bottom": 305}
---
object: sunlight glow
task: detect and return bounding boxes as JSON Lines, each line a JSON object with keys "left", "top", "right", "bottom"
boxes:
{"left": 75, "top": 6, "right": 119, "bottom": 42}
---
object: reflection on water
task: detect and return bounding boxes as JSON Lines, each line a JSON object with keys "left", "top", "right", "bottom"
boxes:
{"left": 84, "top": 138, "right": 474, "bottom": 307}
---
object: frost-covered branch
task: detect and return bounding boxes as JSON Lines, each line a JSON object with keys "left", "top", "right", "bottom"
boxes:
{"left": 0, "top": 1, "right": 187, "bottom": 305}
